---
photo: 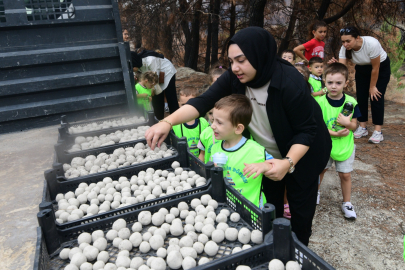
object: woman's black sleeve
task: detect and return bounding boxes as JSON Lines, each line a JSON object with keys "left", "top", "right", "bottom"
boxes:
{"left": 283, "top": 74, "right": 318, "bottom": 146}
{"left": 186, "top": 71, "right": 233, "bottom": 117}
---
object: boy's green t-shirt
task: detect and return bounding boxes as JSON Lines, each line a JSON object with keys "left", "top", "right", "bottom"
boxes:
{"left": 134, "top": 83, "right": 152, "bottom": 111}
{"left": 211, "top": 139, "right": 267, "bottom": 208}
{"left": 198, "top": 126, "right": 221, "bottom": 163}
{"left": 308, "top": 75, "right": 322, "bottom": 100}
{"left": 317, "top": 94, "right": 358, "bottom": 161}
{"left": 173, "top": 118, "right": 209, "bottom": 157}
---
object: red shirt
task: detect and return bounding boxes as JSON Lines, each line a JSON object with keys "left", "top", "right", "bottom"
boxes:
{"left": 303, "top": 39, "right": 325, "bottom": 60}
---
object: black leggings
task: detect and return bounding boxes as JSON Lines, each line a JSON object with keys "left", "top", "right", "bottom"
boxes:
{"left": 152, "top": 75, "right": 179, "bottom": 120}
{"left": 355, "top": 57, "right": 391, "bottom": 125}
{"left": 262, "top": 174, "right": 318, "bottom": 246}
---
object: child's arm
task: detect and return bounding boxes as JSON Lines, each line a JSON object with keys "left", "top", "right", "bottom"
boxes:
{"left": 337, "top": 114, "right": 357, "bottom": 130}
{"left": 311, "top": 91, "right": 325, "bottom": 97}
{"left": 328, "top": 128, "right": 350, "bottom": 137}
{"left": 198, "top": 150, "right": 205, "bottom": 162}
{"left": 137, "top": 93, "right": 149, "bottom": 98}
{"left": 293, "top": 45, "right": 308, "bottom": 62}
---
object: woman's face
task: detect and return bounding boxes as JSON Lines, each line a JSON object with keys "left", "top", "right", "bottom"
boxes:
{"left": 123, "top": 30, "right": 129, "bottom": 42}
{"left": 341, "top": 35, "right": 359, "bottom": 51}
{"left": 228, "top": 44, "right": 257, "bottom": 84}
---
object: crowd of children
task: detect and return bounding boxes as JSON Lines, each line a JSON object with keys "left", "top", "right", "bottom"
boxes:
{"left": 136, "top": 21, "right": 362, "bottom": 222}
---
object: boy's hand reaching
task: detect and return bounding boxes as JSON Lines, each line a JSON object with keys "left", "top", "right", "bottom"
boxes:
{"left": 336, "top": 113, "right": 352, "bottom": 127}
{"left": 243, "top": 162, "right": 273, "bottom": 179}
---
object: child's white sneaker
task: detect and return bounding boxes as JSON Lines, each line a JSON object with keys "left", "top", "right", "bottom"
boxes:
{"left": 316, "top": 191, "right": 320, "bottom": 205}
{"left": 353, "top": 126, "right": 368, "bottom": 138}
{"left": 368, "top": 130, "right": 384, "bottom": 144}
{"left": 341, "top": 202, "right": 357, "bottom": 220}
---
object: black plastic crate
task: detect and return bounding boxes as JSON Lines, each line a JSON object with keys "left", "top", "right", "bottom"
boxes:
{"left": 49, "top": 131, "right": 185, "bottom": 180}
{"left": 35, "top": 167, "right": 276, "bottom": 268}
{"left": 58, "top": 111, "right": 156, "bottom": 143}
{"left": 249, "top": 219, "right": 335, "bottom": 270}
{"left": 40, "top": 154, "right": 215, "bottom": 230}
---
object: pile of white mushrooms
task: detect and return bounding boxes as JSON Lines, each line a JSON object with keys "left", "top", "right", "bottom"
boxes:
{"left": 59, "top": 193, "right": 264, "bottom": 270}
{"left": 68, "top": 116, "right": 146, "bottom": 134}
{"left": 55, "top": 162, "right": 207, "bottom": 223}
{"left": 63, "top": 143, "right": 175, "bottom": 179}
{"left": 68, "top": 126, "right": 150, "bottom": 152}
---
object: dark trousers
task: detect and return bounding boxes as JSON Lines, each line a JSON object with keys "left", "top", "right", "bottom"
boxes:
{"left": 262, "top": 174, "right": 318, "bottom": 246}
{"left": 355, "top": 57, "right": 391, "bottom": 125}
{"left": 152, "top": 75, "right": 179, "bottom": 120}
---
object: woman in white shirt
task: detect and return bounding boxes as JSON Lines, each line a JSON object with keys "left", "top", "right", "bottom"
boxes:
{"left": 329, "top": 26, "right": 391, "bottom": 144}
{"left": 132, "top": 51, "right": 179, "bottom": 119}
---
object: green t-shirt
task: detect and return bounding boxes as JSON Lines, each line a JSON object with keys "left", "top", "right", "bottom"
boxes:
{"left": 308, "top": 75, "right": 322, "bottom": 100}
{"left": 317, "top": 94, "right": 358, "bottom": 161}
{"left": 198, "top": 126, "right": 221, "bottom": 163}
{"left": 173, "top": 118, "right": 209, "bottom": 157}
{"left": 211, "top": 139, "right": 267, "bottom": 208}
{"left": 134, "top": 83, "right": 152, "bottom": 111}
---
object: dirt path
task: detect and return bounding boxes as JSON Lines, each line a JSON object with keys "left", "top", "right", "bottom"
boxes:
{"left": 309, "top": 100, "right": 405, "bottom": 269}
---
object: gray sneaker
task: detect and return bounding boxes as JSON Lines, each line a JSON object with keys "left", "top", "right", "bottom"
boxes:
{"left": 341, "top": 202, "right": 356, "bottom": 220}
{"left": 368, "top": 130, "right": 384, "bottom": 144}
{"left": 353, "top": 126, "right": 368, "bottom": 138}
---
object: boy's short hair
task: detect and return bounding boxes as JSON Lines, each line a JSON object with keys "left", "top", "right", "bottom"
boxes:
{"left": 140, "top": 71, "right": 158, "bottom": 85}
{"left": 214, "top": 94, "right": 252, "bottom": 128}
{"left": 309, "top": 56, "right": 323, "bottom": 67}
{"left": 178, "top": 88, "right": 201, "bottom": 98}
{"left": 281, "top": 49, "right": 296, "bottom": 60}
{"left": 324, "top": 63, "right": 349, "bottom": 81}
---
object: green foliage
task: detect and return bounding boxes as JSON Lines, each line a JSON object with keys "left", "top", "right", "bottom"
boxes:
{"left": 382, "top": 23, "right": 405, "bottom": 90}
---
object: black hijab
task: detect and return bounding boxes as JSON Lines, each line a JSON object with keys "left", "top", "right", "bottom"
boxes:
{"left": 131, "top": 52, "right": 142, "bottom": 68}
{"left": 229, "top": 27, "right": 291, "bottom": 88}
{"left": 138, "top": 49, "right": 164, "bottom": 59}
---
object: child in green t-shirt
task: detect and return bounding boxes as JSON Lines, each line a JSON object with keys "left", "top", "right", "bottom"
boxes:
{"left": 134, "top": 71, "right": 158, "bottom": 111}
{"left": 198, "top": 65, "right": 227, "bottom": 162}
{"left": 308, "top": 57, "right": 326, "bottom": 100}
{"left": 172, "top": 88, "right": 209, "bottom": 157}
{"left": 317, "top": 63, "right": 361, "bottom": 220}
{"left": 210, "top": 94, "right": 274, "bottom": 209}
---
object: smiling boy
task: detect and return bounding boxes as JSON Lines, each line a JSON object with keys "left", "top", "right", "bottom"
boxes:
{"left": 317, "top": 63, "right": 361, "bottom": 219}
{"left": 210, "top": 94, "right": 274, "bottom": 209}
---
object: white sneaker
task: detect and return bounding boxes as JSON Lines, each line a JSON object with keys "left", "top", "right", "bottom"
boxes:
{"left": 316, "top": 191, "right": 320, "bottom": 205}
{"left": 368, "top": 130, "right": 384, "bottom": 144}
{"left": 353, "top": 126, "right": 368, "bottom": 138}
{"left": 341, "top": 202, "right": 357, "bottom": 220}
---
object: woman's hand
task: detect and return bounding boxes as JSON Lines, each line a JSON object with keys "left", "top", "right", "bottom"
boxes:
{"left": 145, "top": 121, "right": 172, "bottom": 149}
{"left": 369, "top": 86, "right": 382, "bottom": 101}
{"left": 328, "top": 57, "right": 338, "bottom": 64}
{"left": 243, "top": 162, "right": 273, "bottom": 179}
{"left": 263, "top": 159, "right": 290, "bottom": 181}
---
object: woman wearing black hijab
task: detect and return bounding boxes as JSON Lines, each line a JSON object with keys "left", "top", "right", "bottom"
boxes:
{"left": 145, "top": 27, "right": 331, "bottom": 245}
{"left": 131, "top": 51, "right": 179, "bottom": 119}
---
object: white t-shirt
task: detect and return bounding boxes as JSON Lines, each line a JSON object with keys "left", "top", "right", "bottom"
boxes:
{"left": 339, "top": 36, "right": 387, "bottom": 65}
{"left": 245, "top": 81, "right": 282, "bottom": 159}
{"left": 140, "top": 56, "right": 177, "bottom": 94}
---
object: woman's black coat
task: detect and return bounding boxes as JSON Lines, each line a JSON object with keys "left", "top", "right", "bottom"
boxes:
{"left": 188, "top": 61, "right": 332, "bottom": 189}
